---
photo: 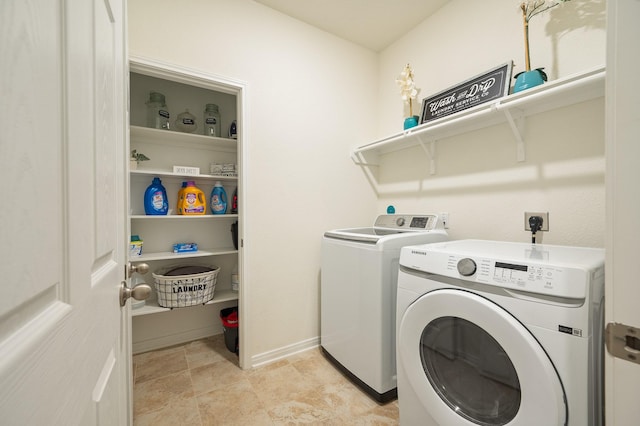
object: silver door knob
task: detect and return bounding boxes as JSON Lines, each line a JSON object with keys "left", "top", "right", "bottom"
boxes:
{"left": 120, "top": 281, "right": 152, "bottom": 307}
{"left": 128, "top": 262, "right": 149, "bottom": 276}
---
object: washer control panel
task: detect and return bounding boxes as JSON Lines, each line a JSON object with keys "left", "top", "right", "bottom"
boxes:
{"left": 400, "top": 241, "right": 604, "bottom": 300}
{"left": 373, "top": 214, "right": 439, "bottom": 230}
{"left": 402, "top": 248, "right": 589, "bottom": 300}
{"left": 490, "top": 261, "right": 543, "bottom": 286}
{"left": 450, "top": 256, "right": 586, "bottom": 299}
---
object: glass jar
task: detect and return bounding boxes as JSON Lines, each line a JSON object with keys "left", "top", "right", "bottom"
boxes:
{"left": 146, "top": 92, "right": 170, "bottom": 130}
{"left": 174, "top": 109, "right": 197, "bottom": 133}
{"left": 203, "top": 103, "right": 222, "bottom": 137}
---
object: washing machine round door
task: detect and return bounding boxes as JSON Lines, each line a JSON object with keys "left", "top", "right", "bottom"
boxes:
{"left": 398, "top": 289, "right": 566, "bottom": 426}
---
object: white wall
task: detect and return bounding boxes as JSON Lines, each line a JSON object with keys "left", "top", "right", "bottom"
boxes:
{"left": 375, "top": 0, "right": 607, "bottom": 247}
{"left": 128, "top": 0, "right": 378, "bottom": 361}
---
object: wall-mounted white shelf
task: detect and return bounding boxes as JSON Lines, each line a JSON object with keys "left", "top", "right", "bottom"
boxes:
{"left": 352, "top": 66, "right": 605, "bottom": 174}
{"left": 132, "top": 288, "right": 238, "bottom": 317}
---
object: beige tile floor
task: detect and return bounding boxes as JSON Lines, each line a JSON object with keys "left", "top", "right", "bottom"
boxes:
{"left": 133, "top": 334, "right": 399, "bottom": 425}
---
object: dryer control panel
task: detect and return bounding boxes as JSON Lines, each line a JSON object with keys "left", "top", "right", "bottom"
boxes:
{"left": 403, "top": 249, "right": 592, "bottom": 300}
{"left": 400, "top": 240, "right": 604, "bottom": 300}
{"left": 459, "top": 256, "right": 587, "bottom": 299}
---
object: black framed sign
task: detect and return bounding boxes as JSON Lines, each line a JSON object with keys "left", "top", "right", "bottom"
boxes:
{"left": 420, "top": 61, "right": 513, "bottom": 124}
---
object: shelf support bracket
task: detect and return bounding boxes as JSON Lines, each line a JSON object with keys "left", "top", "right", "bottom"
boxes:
{"left": 417, "top": 137, "right": 437, "bottom": 175}
{"left": 351, "top": 150, "right": 379, "bottom": 167}
{"left": 503, "top": 108, "right": 526, "bottom": 162}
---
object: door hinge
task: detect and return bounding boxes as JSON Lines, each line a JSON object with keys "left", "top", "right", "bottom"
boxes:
{"left": 606, "top": 322, "right": 640, "bottom": 365}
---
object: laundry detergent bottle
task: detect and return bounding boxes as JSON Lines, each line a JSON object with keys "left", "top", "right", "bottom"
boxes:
{"left": 210, "top": 181, "right": 227, "bottom": 215}
{"left": 178, "top": 181, "right": 206, "bottom": 215}
{"left": 144, "top": 177, "right": 169, "bottom": 215}
{"left": 231, "top": 188, "right": 238, "bottom": 214}
{"left": 176, "top": 181, "right": 187, "bottom": 214}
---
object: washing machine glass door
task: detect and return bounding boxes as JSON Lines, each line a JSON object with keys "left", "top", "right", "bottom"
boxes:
{"left": 399, "top": 289, "right": 566, "bottom": 426}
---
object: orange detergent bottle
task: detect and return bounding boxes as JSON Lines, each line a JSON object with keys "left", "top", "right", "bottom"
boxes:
{"left": 177, "top": 181, "right": 206, "bottom": 215}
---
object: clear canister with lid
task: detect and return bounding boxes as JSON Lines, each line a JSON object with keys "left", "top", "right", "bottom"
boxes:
{"left": 174, "top": 109, "right": 197, "bottom": 133}
{"left": 146, "top": 92, "right": 170, "bottom": 130}
{"left": 203, "top": 103, "right": 222, "bottom": 137}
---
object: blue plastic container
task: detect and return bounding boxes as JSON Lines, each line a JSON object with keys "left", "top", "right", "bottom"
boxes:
{"left": 513, "top": 68, "right": 547, "bottom": 93}
{"left": 210, "top": 181, "right": 227, "bottom": 215}
{"left": 144, "top": 177, "right": 169, "bottom": 215}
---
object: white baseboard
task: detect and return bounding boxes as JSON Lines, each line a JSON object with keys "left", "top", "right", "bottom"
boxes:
{"left": 131, "top": 300, "right": 237, "bottom": 354}
{"left": 132, "top": 326, "right": 223, "bottom": 354}
{"left": 133, "top": 323, "right": 320, "bottom": 367}
{"left": 250, "top": 336, "right": 320, "bottom": 368}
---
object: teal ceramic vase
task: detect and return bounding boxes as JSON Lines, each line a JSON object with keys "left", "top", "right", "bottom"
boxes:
{"left": 513, "top": 68, "right": 548, "bottom": 93}
{"left": 403, "top": 115, "right": 419, "bottom": 130}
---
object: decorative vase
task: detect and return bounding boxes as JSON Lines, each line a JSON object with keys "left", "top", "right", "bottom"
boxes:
{"left": 513, "top": 68, "right": 547, "bottom": 93}
{"left": 403, "top": 115, "right": 419, "bottom": 130}
{"left": 130, "top": 159, "right": 138, "bottom": 170}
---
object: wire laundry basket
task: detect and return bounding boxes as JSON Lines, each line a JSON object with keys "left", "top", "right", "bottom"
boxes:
{"left": 152, "top": 265, "right": 219, "bottom": 308}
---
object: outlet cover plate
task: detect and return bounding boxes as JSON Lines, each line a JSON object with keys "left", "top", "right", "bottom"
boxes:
{"left": 524, "top": 212, "right": 549, "bottom": 231}
{"left": 440, "top": 212, "right": 450, "bottom": 229}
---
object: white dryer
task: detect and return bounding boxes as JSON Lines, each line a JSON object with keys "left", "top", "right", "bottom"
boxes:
{"left": 396, "top": 240, "right": 604, "bottom": 425}
{"left": 321, "top": 214, "right": 448, "bottom": 402}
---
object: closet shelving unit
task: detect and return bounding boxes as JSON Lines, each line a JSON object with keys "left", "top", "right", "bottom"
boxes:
{"left": 128, "top": 57, "right": 243, "bottom": 353}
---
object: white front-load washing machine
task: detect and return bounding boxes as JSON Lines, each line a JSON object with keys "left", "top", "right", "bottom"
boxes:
{"left": 396, "top": 240, "right": 604, "bottom": 425}
{"left": 321, "top": 214, "right": 448, "bottom": 402}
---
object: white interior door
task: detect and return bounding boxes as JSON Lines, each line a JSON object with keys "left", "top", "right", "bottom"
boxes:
{"left": 605, "top": 1, "right": 640, "bottom": 424}
{"left": 0, "top": 0, "right": 129, "bottom": 424}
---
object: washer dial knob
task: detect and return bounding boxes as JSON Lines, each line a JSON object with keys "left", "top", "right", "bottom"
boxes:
{"left": 396, "top": 217, "right": 405, "bottom": 227}
{"left": 457, "top": 258, "right": 477, "bottom": 276}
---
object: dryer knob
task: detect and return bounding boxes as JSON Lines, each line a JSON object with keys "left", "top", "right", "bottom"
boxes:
{"left": 457, "top": 258, "right": 477, "bottom": 276}
{"left": 396, "top": 217, "right": 405, "bottom": 226}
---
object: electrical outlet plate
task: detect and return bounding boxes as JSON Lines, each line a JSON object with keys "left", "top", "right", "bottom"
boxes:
{"left": 440, "top": 212, "right": 450, "bottom": 229}
{"left": 524, "top": 212, "right": 549, "bottom": 231}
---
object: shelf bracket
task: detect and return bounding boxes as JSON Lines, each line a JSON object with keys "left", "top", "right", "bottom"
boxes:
{"left": 503, "top": 108, "right": 526, "bottom": 162}
{"left": 351, "top": 150, "right": 379, "bottom": 167}
{"left": 417, "top": 137, "right": 437, "bottom": 175}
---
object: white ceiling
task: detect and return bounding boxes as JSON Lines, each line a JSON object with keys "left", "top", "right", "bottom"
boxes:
{"left": 253, "top": 0, "right": 450, "bottom": 52}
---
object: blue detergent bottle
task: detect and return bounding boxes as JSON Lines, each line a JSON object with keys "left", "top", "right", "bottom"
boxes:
{"left": 144, "top": 177, "right": 169, "bottom": 215}
{"left": 210, "top": 181, "right": 227, "bottom": 214}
